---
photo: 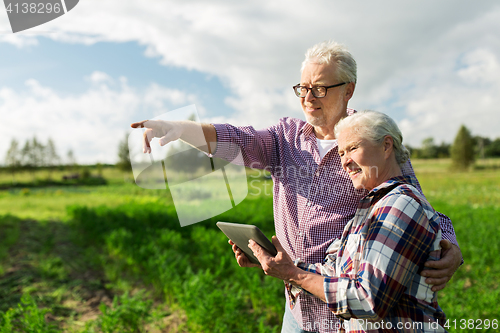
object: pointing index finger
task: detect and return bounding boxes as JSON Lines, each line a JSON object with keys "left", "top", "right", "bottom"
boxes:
{"left": 131, "top": 120, "right": 149, "bottom": 128}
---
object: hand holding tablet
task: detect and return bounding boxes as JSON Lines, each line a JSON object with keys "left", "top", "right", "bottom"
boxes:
{"left": 217, "top": 222, "right": 277, "bottom": 265}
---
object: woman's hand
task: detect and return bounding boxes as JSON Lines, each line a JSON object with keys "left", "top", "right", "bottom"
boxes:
{"left": 250, "top": 236, "right": 328, "bottom": 302}
{"left": 248, "top": 236, "right": 299, "bottom": 282}
{"left": 228, "top": 240, "right": 260, "bottom": 268}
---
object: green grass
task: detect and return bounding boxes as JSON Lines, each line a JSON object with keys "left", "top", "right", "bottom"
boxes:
{"left": 433, "top": 202, "right": 500, "bottom": 325}
{"left": 0, "top": 161, "right": 499, "bottom": 332}
{"left": 410, "top": 158, "right": 500, "bottom": 331}
{"left": 65, "top": 194, "right": 281, "bottom": 332}
{"left": 412, "top": 158, "right": 500, "bottom": 206}
{"left": 0, "top": 182, "right": 175, "bottom": 222}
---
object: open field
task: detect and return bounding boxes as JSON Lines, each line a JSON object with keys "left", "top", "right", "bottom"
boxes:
{"left": 0, "top": 159, "right": 499, "bottom": 332}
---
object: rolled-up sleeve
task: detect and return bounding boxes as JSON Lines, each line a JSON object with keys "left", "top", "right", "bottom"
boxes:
{"left": 212, "top": 123, "right": 278, "bottom": 170}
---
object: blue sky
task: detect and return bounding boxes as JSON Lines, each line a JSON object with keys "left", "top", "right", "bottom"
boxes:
{"left": 0, "top": 37, "right": 234, "bottom": 119}
{"left": 1, "top": 38, "right": 228, "bottom": 99}
{"left": 1, "top": 0, "right": 500, "bottom": 164}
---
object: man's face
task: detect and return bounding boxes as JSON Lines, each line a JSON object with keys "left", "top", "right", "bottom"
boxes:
{"left": 299, "top": 62, "right": 353, "bottom": 134}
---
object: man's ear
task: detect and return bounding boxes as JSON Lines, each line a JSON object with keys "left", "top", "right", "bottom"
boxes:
{"left": 344, "top": 82, "right": 355, "bottom": 102}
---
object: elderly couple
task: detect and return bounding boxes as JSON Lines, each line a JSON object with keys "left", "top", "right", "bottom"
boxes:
{"left": 132, "top": 41, "right": 460, "bottom": 332}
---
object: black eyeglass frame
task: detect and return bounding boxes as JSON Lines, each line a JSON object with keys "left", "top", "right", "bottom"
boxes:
{"left": 292, "top": 82, "right": 347, "bottom": 98}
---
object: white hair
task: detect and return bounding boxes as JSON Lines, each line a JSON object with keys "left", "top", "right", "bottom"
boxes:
{"left": 334, "top": 110, "right": 410, "bottom": 165}
{"left": 301, "top": 40, "right": 357, "bottom": 84}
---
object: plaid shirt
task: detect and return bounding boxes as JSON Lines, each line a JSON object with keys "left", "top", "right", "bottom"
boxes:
{"left": 294, "top": 176, "right": 447, "bottom": 333}
{"left": 212, "top": 109, "right": 458, "bottom": 332}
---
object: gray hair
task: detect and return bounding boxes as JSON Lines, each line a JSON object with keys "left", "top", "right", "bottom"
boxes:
{"left": 301, "top": 40, "right": 357, "bottom": 84}
{"left": 334, "top": 110, "right": 410, "bottom": 165}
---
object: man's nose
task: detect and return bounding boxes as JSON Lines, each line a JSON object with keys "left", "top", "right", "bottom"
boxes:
{"left": 304, "top": 89, "right": 316, "bottom": 102}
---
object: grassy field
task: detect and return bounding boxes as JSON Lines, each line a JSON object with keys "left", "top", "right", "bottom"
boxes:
{"left": 409, "top": 159, "right": 500, "bottom": 332}
{"left": 0, "top": 159, "right": 499, "bottom": 332}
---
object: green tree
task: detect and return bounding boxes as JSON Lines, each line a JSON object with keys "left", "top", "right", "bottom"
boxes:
{"left": 19, "top": 137, "right": 47, "bottom": 168}
{"left": 484, "top": 138, "right": 500, "bottom": 157}
{"left": 32, "top": 137, "right": 45, "bottom": 167}
{"left": 45, "top": 138, "right": 60, "bottom": 179}
{"left": 16, "top": 136, "right": 51, "bottom": 181}
{"left": 450, "top": 125, "right": 474, "bottom": 170}
{"left": 420, "top": 137, "right": 438, "bottom": 159}
{"left": 117, "top": 133, "right": 132, "bottom": 172}
{"left": 436, "top": 141, "right": 451, "bottom": 158}
{"left": 5, "top": 139, "right": 21, "bottom": 183}
{"left": 20, "top": 140, "right": 31, "bottom": 168}
{"left": 96, "top": 162, "right": 104, "bottom": 177}
{"left": 20, "top": 139, "right": 36, "bottom": 181}
{"left": 472, "top": 136, "right": 490, "bottom": 159}
{"left": 66, "top": 149, "right": 77, "bottom": 171}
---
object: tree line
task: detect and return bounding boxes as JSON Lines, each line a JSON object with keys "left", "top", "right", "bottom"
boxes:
{"left": 4, "top": 124, "right": 499, "bottom": 177}
{"left": 408, "top": 134, "right": 500, "bottom": 159}
{"left": 4, "top": 137, "right": 77, "bottom": 171}
{"left": 3, "top": 137, "right": 83, "bottom": 184}
{"left": 2, "top": 137, "right": 115, "bottom": 187}
{"left": 406, "top": 125, "right": 500, "bottom": 170}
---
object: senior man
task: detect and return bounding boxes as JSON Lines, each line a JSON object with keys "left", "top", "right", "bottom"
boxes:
{"left": 132, "top": 40, "right": 462, "bottom": 333}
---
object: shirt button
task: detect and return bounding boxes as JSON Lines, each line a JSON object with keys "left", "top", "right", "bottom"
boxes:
{"left": 306, "top": 202, "right": 311, "bottom": 207}
{"left": 315, "top": 171, "right": 320, "bottom": 176}
{"left": 299, "top": 232, "right": 303, "bottom": 237}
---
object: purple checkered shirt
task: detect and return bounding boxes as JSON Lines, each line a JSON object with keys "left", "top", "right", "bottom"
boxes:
{"left": 212, "top": 109, "right": 458, "bottom": 333}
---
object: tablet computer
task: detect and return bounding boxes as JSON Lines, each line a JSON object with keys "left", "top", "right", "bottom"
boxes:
{"left": 216, "top": 221, "right": 277, "bottom": 265}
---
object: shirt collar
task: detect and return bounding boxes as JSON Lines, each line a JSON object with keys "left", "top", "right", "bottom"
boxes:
{"left": 365, "top": 175, "right": 413, "bottom": 199}
{"left": 302, "top": 122, "right": 315, "bottom": 138}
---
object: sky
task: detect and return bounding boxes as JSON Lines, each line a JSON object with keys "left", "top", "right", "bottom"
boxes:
{"left": 1, "top": 0, "right": 500, "bottom": 165}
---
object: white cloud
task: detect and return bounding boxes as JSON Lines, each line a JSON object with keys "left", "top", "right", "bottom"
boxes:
{"left": 0, "top": 72, "right": 204, "bottom": 164}
{"left": 1, "top": 0, "right": 500, "bottom": 151}
{"left": 87, "top": 71, "right": 113, "bottom": 84}
{"left": 0, "top": 33, "right": 39, "bottom": 48}
{"left": 397, "top": 48, "right": 500, "bottom": 146}
{"left": 457, "top": 49, "right": 500, "bottom": 84}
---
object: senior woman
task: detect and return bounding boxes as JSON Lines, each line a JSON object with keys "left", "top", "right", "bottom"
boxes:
{"left": 247, "top": 110, "right": 447, "bottom": 332}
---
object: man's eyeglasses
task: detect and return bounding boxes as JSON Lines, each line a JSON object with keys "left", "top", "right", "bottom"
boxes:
{"left": 292, "top": 82, "right": 347, "bottom": 98}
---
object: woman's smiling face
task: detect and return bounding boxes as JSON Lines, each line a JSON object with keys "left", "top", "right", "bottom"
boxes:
{"left": 337, "top": 128, "right": 389, "bottom": 191}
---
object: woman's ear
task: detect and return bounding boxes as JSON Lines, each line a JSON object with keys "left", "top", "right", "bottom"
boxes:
{"left": 383, "top": 135, "right": 394, "bottom": 159}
